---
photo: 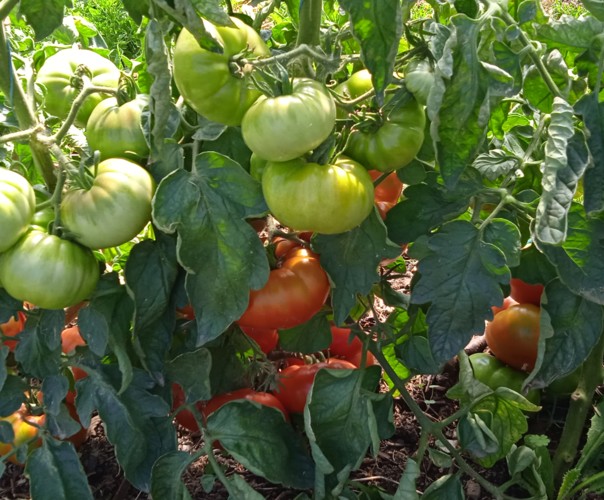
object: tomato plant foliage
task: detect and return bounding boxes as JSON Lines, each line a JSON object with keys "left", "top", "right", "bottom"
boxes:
{"left": 1, "top": 0, "right": 604, "bottom": 498}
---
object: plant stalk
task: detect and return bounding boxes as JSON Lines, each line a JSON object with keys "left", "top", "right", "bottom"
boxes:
{"left": 296, "top": 0, "right": 323, "bottom": 47}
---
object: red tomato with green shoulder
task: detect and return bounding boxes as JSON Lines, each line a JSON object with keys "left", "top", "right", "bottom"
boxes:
{"left": 329, "top": 326, "right": 375, "bottom": 367}
{"left": 0, "top": 230, "right": 100, "bottom": 310}
{"left": 509, "top": 278, "right": 544, "bottom": 307}
{"left": 60, "top": 158, "right": 155, "bottom": 249}
{"left": 273, "top": 359, "right": 356, "bottom": 413}
{"left": 173, "top": 17, "right": 270, "bottom": 126}
{"left": 85, "top": 94, "right": 150, "bottom": 162}
{"left": 35, "top": 48, "right": 121, "bottom": 127}
{"left": 0, "top": 168, "right": 35, "bottom": 253}
{"left": 0, "top": 405, "right": 45, "bottom": 464}
{"left": 262, "top": 156, "right": 375, "bottom": 234}
{"left": 485, "top": 303, "right": 540, "bottom": 372}
{"left": 240, "top": 325, "right": 279, "bottom": 354}
{"left": 1, "top": 311, "right": 26, "bottom": 352}
{"left": 237, "top": 242, "right": 330, "bottom": 330}
{"left": 242, "top": 78, "right": 336, "bottom": 162}
{"left": 61, "top": 326, "right": 88, "bottom": 404}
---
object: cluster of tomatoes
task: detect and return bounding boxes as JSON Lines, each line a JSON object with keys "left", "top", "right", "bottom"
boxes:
{"left": 0, "top": 315, "right": 88, "bottom": 464}
{"left": 0, "top": 46, "right": 156, "bottom": 312}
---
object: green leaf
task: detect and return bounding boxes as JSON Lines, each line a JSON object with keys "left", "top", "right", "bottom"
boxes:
{"left": 0, "top": 347, "right": 7, "bottom": 391}
{"left": 25, "top": 439, "right": 93, "bottom": 500}
{"left": 152, "top": 152, "right": 269, "bottom": 345}
{"left": 483, "top": 219, "right": 522, "bottom": 268}
{"left": 384, "top": 181, "right": 471, "bottom": 244}
{"left": 0, "top": 289, "right": 22, "bottom": 323}
{"left": 430, "top": 15, "right": 492, "bottom": 187}
{"left": 535, "top": 98, "right": 589, "bottom": 245}
{"left": 422, "top": 474, "right": 464, "bottom": 499}
{"left": 150, "top": 451, "right": 194, "bottom": 500}
{"left": 166, "top": 348, "right": 212, "bottom": 403}
{"left": 190, "top": 0, "right": 233, "bottom": 27}
{"left": 0, "top": 375, "right": 27, "bottom": 417}
{"left": 392, "top": 458, "right": 420, "bottom": 500}
{"left": 45, "top": 403, "right": 82, "bottom": 441}
{"left": 577, "top": 399, "right": 604, "bottom": 472}
{"left": 126, "top": 235, "right": 179, "bottom": 379}
{"left": 18, "top": 0, "right": 69, "bottom": 40}
{"left": 536, "top": 14, "right": 604, "bottom": 49}
{"left": 207, "top": 402, "right": 315, "bottom": 490}
{"left": 338, "top": 0, "right": 402, "bottom": 105}
{"left": 410, "top": 221, "right": 510, "bottom": 363}
{"left": 75, "top": 366, "right": 177, "bottom": 492}
{"left": 511, "top": 243, "right": 558, "bottom": 287}
{"left": 313, "top": 211, "right": 401, "bottom": 325}
{"left": 522, "top": 51, "right": 571, "bottom": 114}
{"left": 14, "top": 310, "right": 63, "bottom": 378}
{"left": 537, "top": 205, "right": 604, "bottom": 305}
{"left": 41, "top": 375, "right": 69, "bottom": 416}
{"left": 79, "top": 274, "right": 135, "bottom": 394}
{"left": 278, "top": 313, "right": 332, "bottom": 353}
{"left": 526, "top": 279, "right": 604, "bottom": 389}
{"left": 305, "top": 367, "right": 391, "bottom": 478}
{"left": 575, "top": 94, "right": 604, "bottom": 216}
{"left": 582, "top": 0, "right": 604, "bottom": 20}
{"left": 473, "top": 149, "right": 519, "bottom": 181}
{"left": 122, "top": 0, "right": 150, "bottom": 24}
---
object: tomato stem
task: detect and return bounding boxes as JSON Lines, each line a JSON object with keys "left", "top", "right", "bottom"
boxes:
{"left": 296, "top": 0, "right": 322, "bottom": 47}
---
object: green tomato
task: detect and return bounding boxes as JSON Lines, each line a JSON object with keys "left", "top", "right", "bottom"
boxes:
{"left": 35, "top": 48, "right": 121, "bottom": 127}
{"left": 60, "top": 159, "right": 156, "bottom": 249}
{"left": 85, "top": 94, "right": 150, "bottom": 162}
{"left": 249, "top": 153, "right": 268, "bottom": 182}
{"left": 262, "top": 156, "right": 374, "bottom": 234}
{"left": 242, "top": 78, "right": 336, "bottom": 162}
{"left": 334, "top": 69, "right": 373, "bottom": 118}
{"left": 173, "top": 17, "right": 270, "bottom": 126}
{"left": 345, "top": 96, "right": 425, "bottom": 172}
{"left": 469, "top": 353, "right": 540, "bottom": 405}
{"left": 0, "top": 230, "right": 99, "bottom": 309}
{"left": 404, "top": 59, "right": 434, "bottom": 106}
{"left": 0, "top": 168, "right": 35, "bottom": 252}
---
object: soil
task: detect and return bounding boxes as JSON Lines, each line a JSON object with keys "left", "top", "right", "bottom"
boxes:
{"left": 0, "top": 255, "right": 594, "bottom": 499}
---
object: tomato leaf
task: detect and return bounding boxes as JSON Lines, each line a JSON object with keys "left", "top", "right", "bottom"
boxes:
{"left": 338, "top": 0, "right": 401, "bottom": 105}
{"left": 472, "top": 149, "right": 519, "bottom": 181}
{"left": 75, "top": 366, "right": 176, "bottom": 492}
{"left": 122, "top": 0, "right": 150, "bottom": 24}
{"left": 41, "top": 375, "right": 69, "bottom": 416}
{"left": 526, "top": 279, "right": 604, "bottom": 389}
{"left": 150, "top": 451, "right": 195, "bottom": 500}
{"left": 483, "top": 219, "right": 522, "bottom": 268}
{"left": 0, "top": 346, "right": 7, "bottom": 391}
{"left": 576, "top": 94, "right": 604, "bottom": 216}
{"left": 422, "top": 475, "right": 464, "bottom": 499}
{"left": 45, "top": 403, "right": 83, "bottom": 441}
{"left": 535, "top": 98, "right": 589, "bottom": 245}
{"left": 0, "top": 375, "right": 27, "bottom": 417}
{"left": 152, "top": 152, "right": 269, "bottom": 345}
{"left": 18, "top": 0, "right": 69, "bottom": 41}
{"left": 79, "top": 274, "right": 135, "bottom": 395}
{"left": 14, "top": 310, "right": 63, "bottom": 378}
{"left": 126, "top": 235, "right": 179, "bottom": 380}
{"left": 313, "top": 211, "right": 401, "bottom": 325}
{"left": 536, "top": 15, "right": 604, "bottom": 49}
{"left": 166, "top": 348, "right": 212, "bottom": 403}
{"left": 207, "top": 402, "right": 315, "bottom": 490}
{"left": 26, "top": 440, "right": 93, "bottom": 500}
{"left": 410, "top": 221, "right": 510, "bottom": 363}
{"left": 582, "top": 0, "right": 604, "bottom": 20}
{"left": 278, "top": 313, "right": 332, "bottom": 354}
{"left": 511, "top": 243, "right": 558, "bottom": 286}
{"left": 306, "top": 367, "right": 393, "bottom": 482}
{"left": 537, "top": 204, "right": 604, "bottom": 305}
{"left": 0, "top": 288, "right": 22, "bottom": 323}
{"left": 392, "top": 458, "right": 420, "bottom": 500}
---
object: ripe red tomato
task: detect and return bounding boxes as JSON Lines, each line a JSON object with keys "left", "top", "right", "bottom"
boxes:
{"left": 176, "top": 304, "right": 195, "bottom": 320}
{"left": 1, "top": 311, "right": 26, "bottom": 352}
{"left": 172, "top": 384, "right": 288, "bottom": 433}
{"left": 328, "top": 326, "right": 375, "bottom": 367}
{"left": 61, "top": 326, "right": 88, "bottom": 404}
{"left": 491, "top": 296, "right": 519, "bottom": 316}
{"left": 240, "top": 325, "right": 279, "bottom": 354}
{"left": 0, "top": 405, "right": 45, "bottom": 464}
{"left": 273, "top": 359, "right": 356, "bottom": 413}
{"left": 509, "top": 278, "right": 544, "bottom": 306}
{"left": 485, "top": 303, "right": 540, "bottom": 372}
{"left": 369, "top": 170, "right": 404, "bottom": 219}
{"left": 237, "top": 243, "right": 330, "bottom": 330}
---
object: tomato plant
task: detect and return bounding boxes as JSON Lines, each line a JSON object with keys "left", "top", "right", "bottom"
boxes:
{"left": 35, "top": 48, "right": 121, "bottom": 126}
{"left": 240, "top": 325, "right": 279, "bottom": 354}
{"left": 468, "top": 353, "right": 540, "bottom": 404}
{"left": 241, "top": 78, "right": 336, "bottom": 161}
{"left": 0, "top": 168, "right": 35, "bottom": 253}
{"left": 345, "top": 96, "right": 425, "bottom": 172}
{"left": 0, "top": 405, "right": 44, "bottom": 464}
{"left": 60, "top": 158, "right": 155, "bottom": 249}
{"left": 1, "top": 310, "right": 26, "bottom": 352}
{"left": 509, "top": 278, "right": 544, "bottom": 307}
{"left": 0, "top": 230, "right": 100, "bottom": 310}
{"left": 485, "top": 303, "right": 540, "bottom": 372}
{"left": 262, "top": 155, "right": 374, "bottom": 234}
{"left": 238, "top": 242, "right": 330, "bottom": 329}
{"left": 85, "top": 94, "right": 150, "bottom": 162}
{"left": 274, "top": 359, "right": 357, "bottom": 413}
{"left": 328, "top": 326, "right": 375, "bottom": 367}
{"left": 173, "top": 17, "right": 270, "bottom": 126}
